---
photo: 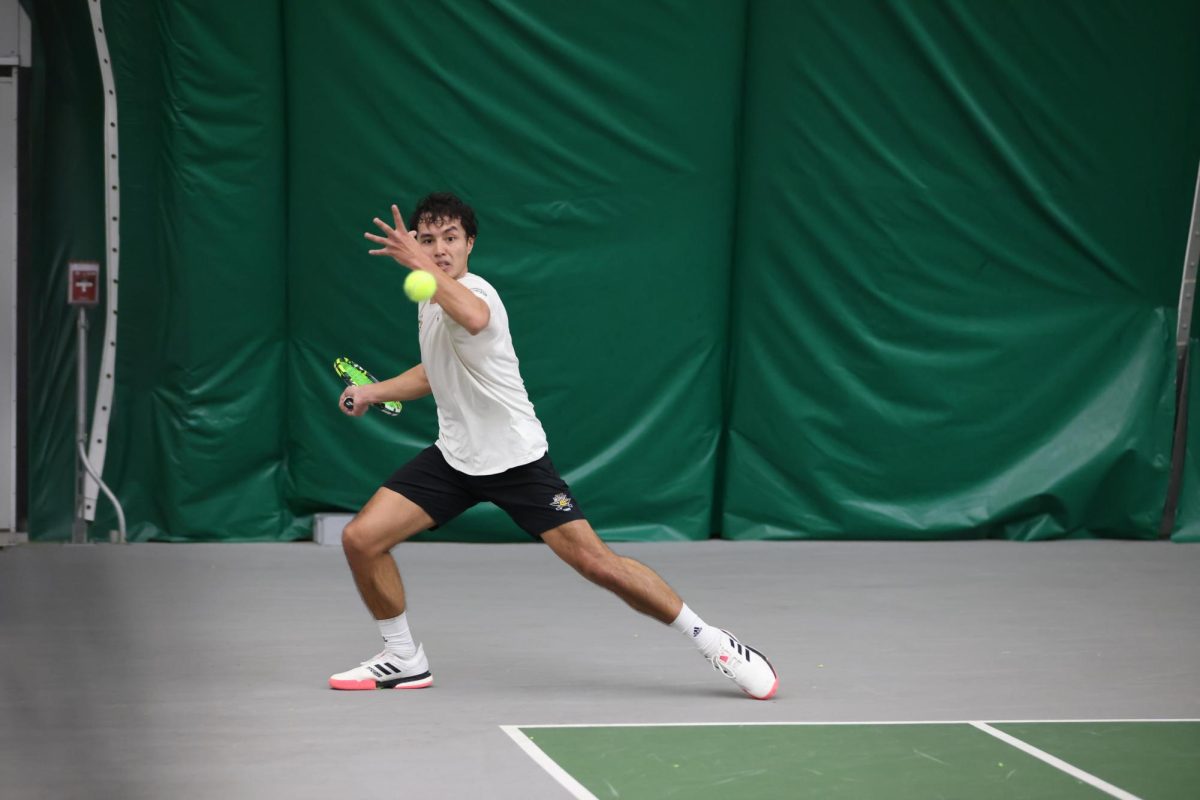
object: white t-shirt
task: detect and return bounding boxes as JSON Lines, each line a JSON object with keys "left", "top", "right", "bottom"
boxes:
{"left": 417, "top": 272, "right": 548, "bottom": 475}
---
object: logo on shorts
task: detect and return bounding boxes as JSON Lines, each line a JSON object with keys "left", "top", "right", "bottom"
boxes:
{"left": 550, "top": 493, "right": 574, "bottom": 512}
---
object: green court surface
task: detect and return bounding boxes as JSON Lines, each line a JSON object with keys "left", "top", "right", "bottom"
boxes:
{"left": 504, "top": 721, "right": 1200, "bottom": 799}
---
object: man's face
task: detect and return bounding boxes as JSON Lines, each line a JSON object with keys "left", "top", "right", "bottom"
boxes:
{"left": 415, "top": 216, "right": 474, "bottom": 280}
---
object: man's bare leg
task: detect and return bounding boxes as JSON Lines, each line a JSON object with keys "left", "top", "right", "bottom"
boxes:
{"left": 542, "top": 519, "right": 779, "bottom": 699}
{"left": 341, "top": 488, "right": 434, "bottom": 619}
{"left": 541, "top": 519, "right": 683, "bottom": 622}
{"left": 329, "top": 488, "right": 437, "bottom": 690}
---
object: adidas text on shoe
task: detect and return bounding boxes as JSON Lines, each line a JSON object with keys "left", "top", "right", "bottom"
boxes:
{"left": 329, "top": 645, "right": 433, "bottom": 691}
{"left": 710, "top": 630, "right": 778, "bottom": 700}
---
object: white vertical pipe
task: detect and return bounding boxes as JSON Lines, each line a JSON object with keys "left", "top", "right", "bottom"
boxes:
{"left": 82, "top": 0, "right": 120, "bottom": 523}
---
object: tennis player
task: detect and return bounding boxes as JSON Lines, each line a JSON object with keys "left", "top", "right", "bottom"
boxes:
{"left": 330, "top": 192, "right": 777, "bottom": 700}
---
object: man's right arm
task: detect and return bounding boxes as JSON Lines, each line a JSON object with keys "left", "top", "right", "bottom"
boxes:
{"left": 340, "top": 364, "right": 431, "bottom": 416}
{"left": 366, "top": 364, "right": 431, "bottom": 402}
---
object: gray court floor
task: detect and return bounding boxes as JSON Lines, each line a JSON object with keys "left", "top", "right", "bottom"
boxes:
{"left": 1, "top": 539, "right": 1198, "bottom": 799}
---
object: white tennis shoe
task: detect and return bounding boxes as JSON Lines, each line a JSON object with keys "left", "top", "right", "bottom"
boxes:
{"left": 710, "top": 630, "right": 778, "bottom": 700}
{"left": 329, "top": 644, "right": 433, "bottom": 691}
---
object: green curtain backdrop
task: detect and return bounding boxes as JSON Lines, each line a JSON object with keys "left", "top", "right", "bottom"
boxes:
{"left": 26, "top": 0, "right": 1200, "bottom": 542}
{"left": 722, "top": 0, "right": 1199, "bottom": 540}
{"left": 282, "top": 0, "right": 744, "bottom": 542}
{"left": 98, "top": 0, "right": 293, "bottom": 541}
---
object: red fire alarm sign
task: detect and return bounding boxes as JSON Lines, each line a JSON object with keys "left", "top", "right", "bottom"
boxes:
{"left": 68, "top": 261, "right": 101, "bottom": 305}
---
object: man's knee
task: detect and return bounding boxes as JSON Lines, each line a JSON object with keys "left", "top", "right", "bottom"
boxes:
{"left": 342, "top": 519, "right": 388, "bottom": 560}
{"left": 574, "top": 549, "right": 621, "bottom": 589}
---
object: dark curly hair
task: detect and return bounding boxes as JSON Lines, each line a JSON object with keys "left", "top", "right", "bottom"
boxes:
{"left": 409, "top": 192, "right": 478, "bottom": 239}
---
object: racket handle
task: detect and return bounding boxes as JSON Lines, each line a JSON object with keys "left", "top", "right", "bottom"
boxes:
{"left": 343, "top": 397, "right": 354, "bottom": 410}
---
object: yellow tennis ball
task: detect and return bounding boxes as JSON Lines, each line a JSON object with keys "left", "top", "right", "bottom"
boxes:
{"left": 404, "top": 270, "right": 437, "bottom": 302}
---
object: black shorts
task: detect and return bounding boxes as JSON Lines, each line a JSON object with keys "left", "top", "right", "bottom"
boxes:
{"left": 382, "top": 446, "right": 586, "bottom": 539}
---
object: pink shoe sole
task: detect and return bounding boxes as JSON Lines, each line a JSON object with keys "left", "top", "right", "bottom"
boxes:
{"left": 746, "top": 676, "right": 779, "bottom": 700}
{"left": 329, "top": 675, "right": 434, "bottom": 691}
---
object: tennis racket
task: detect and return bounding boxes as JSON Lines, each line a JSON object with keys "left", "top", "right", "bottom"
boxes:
{"left": 334, "top": 357, "right": 402, "bottom": 416}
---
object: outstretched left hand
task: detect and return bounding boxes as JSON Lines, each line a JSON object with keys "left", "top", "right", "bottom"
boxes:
{"left": 364, "top": 205, "right": 424, "bottom": 271}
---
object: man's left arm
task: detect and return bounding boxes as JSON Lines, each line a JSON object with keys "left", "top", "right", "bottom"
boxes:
{"left": 423, "top": 267, "right": 490, "bottom": 335}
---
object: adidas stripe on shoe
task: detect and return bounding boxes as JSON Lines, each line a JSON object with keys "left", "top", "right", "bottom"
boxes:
{"left": 329, "top": 644, "right": 433, "bottom": 691}
{"left": 710, "top": 629, "right": 778, "bottom": 700}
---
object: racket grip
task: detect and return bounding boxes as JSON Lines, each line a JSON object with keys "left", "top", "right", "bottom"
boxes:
{"left": 343, "top": 397, "right": 354, "bottom": 410}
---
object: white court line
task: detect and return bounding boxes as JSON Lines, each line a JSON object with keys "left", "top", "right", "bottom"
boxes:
{"left": 499, "top": 725, "right": 598, "bottom": 800}
{"left": 969, "top": 722, "right": 1142, "bottom": 800}
{"left": 513, "top": 718, "right": 1200, "bottom": 729}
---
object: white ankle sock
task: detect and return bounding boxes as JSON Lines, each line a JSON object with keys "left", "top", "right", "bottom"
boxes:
{"left": 670, "top": 603, "right": 721, "bottom": 658}
{"left": 377, "top": 612, "right": 417, "bottom": 659}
